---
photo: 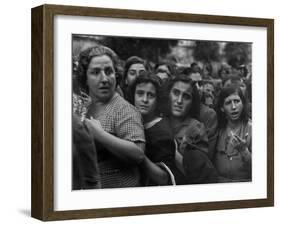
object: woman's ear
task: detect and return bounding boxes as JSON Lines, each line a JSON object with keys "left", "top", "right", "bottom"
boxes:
{"left": 220, "top": 107, "right": 225, "bottom": 112}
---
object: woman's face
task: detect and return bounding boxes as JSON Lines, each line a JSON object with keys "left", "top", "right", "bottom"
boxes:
{"left": 169, "top": 81, "right": 193, "bottom": 119}
{"left": 134, "top": 82, "right": 157, "bottom": 121}
{"left": 86, "top": 55, "right": 116, "bottom": 102}
{"left": 126, "top": 63, "right": 146, "bottom": 87}
{"left": 221, "top": 93, "right": 244, "bottom": 122}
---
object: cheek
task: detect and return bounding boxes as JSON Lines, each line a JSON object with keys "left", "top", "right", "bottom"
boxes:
{"left": 86, "top": 76, "right": 97, "bottom": 87}
{"left": 184, "top": 100, "right": 192, "bottom": 110}
{"left": 127, "top": 74, "right": 135, "bottom": 80}
{"left": 150, "top": 99, "right": 157, "bottom": 110}
{"left": 238, "top": 103, "right": 244, "bottom": 111}
{"left": 134, "top": 96, "right": 141, "bottom": 106}
{"left": 169, "top": 93, "right": 176, "bottom": 103}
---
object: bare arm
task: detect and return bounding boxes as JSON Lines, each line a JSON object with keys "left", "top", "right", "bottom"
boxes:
{"left": 140, "top": 156, "right": 169, "bottom": 185}
{"left": 85, "top": 117, "right": 144, "bottom": 164}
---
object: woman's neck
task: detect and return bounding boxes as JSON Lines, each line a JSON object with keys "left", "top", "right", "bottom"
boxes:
{"left": 90, "top": 92, "right": 116, "bottom": 106}
{"left": 170, "top": 116, "right": 190, "bottom": 127}
{"left": 227, "top": 119, "right": 242, "bottom": 130}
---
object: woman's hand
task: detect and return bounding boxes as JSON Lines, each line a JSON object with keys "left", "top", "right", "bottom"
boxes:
{"left": 84, "top": 117, "right": 144, "bottom": 164}
{"left": 232, "top": 133, "right": 248, "bottom": 152}
{"left": 84, "top": 117, "right": 104, "bottom": 138}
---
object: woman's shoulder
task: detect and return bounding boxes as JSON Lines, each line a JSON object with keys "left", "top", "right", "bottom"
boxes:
{"left": 243, "top": 119, "right": 252, "bottom": 135}
{"left": 112, "top": 93, "right": 141, "bottom": 115}
{"left": 147, "top": 117, "right": 173, "bottom": 138}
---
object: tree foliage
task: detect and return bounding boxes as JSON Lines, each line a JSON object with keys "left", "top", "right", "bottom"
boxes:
{"left": 193, "top": 41, "right": 220, "bottom": 63}
{"left": 103, "top": 37, "right": 178, "bottom": 62}
{"left": 224, "top": 42, "right": 251, "bottom": 68}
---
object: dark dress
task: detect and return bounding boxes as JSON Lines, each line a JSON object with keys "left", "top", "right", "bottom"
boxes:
{"left": 172, "top": 117, "right": 219, "bottom": 184}
{"left": 144, "top": 117, "right": 180, "bottom": 185}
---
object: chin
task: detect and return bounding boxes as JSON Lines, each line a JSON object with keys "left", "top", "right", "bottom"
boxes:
{"left": 172, "top": 112, "right": 183, "bottom": 118}
{"left": 98, "top": 94, "right": 113, "bottom": 102}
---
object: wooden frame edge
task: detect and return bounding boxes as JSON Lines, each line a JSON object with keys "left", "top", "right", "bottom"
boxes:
{"left": 31, "top": 4, "right": 274, "bottom": 221}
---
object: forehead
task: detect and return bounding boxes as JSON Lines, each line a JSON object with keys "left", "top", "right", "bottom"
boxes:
{"left": 129, "top": 63, "right": 146, "bottom": 70}
{"left": 224, "top": 93, "right": 241, "bottom": 102}
{"left": 88, "top": 55, "right": 113, "bottom": 68}
{"left": 135, "top": 82, "right": 156, "bottom": 92}
{"left": 172, "top": 81, "right": 192, "bottom": 93}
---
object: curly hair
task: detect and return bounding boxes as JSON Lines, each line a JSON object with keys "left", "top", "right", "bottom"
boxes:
{"left": 76, "top": 45, "right": 121, "bottom": 93}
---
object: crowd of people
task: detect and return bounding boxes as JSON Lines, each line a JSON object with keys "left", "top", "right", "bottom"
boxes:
{"left": 72, "top": 44, "right": 252, "bottom": 190}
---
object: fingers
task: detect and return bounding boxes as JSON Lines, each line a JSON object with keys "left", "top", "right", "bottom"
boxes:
{"left": 244, "top": 133, "right": 249, "bottom": 140}
{"left": 233, "top": 134, "right": 245, "bottom": 143}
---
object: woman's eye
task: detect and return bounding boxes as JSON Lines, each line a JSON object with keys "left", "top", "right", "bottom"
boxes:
{"left": 91, "top": 68, "right": 101, "bottom": 75}
{"left": 139, "top": 70, "right": 146, "bottom": 76}
{"left": 148, "top": 93, "right": 156, "bottom": 98}
{"left": 225, "top": 100, "right": 231, "bottom": 105}
{"left": 183, "top": 94, "right": 191, "bottom": 100}
{"left": 172, "top": 89, "right": 180, "bottom": 96}
{"left": 104, "top": 67, "right": 114, "bottom": 75}
{"left": 136, "top": 90, "right": 144, "bottom": 96}
{"left": 129, "top": 70, "right": 136, "bottom": 76}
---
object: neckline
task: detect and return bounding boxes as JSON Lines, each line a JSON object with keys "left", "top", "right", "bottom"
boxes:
{"left": 144, "top": 117, "right": 162, "bottom": 129}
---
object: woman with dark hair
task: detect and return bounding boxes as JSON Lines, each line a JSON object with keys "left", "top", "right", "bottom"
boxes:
{"left": 215, "top": 85, "right": 252, "bottom": 182}
{"left": 164, "top": 75, "right": 218, "bottom": 184}
{"left": 74, "top": 45, "right": 146, "bottom": 189}
{"left": 131, "top": 73, "right": 177, "bottom": 185}
{"left": 222, "top": 74, "right": 252, "bottom": 118}
{"left": 155, "top": 61, "right": 174, "bottom": 83}
{"left": 121, "top": 56, "right": 147, "bottom": 101}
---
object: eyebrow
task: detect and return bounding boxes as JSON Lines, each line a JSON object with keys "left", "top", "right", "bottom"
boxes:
{"left": 173, "top": 87, "right": 191, "bottom": 94}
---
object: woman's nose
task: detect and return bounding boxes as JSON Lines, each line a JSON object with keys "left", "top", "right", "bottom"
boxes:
{"left": 176, "top": 95, "right": 183, "bottom": 104}
{"left": 142, "top": 94, "right": 148, "bottom": 102}
{"left": 100, "top": 71, "right": 108, "bottom": 82}
{"left": 231, "top": 101, "right": 237, "bottom": 109}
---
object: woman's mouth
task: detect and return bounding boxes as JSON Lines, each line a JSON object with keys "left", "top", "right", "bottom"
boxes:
{"left": 138, "top": 105, "right": 149, "bottom": 111}
{"left": 173, "top": 105, "right": 183, "bottom": 111}
{"left": 230, "top": 111, "right": 240, "bottom": 118}
{"left": 99, "top": 87, "right": 110, "bottom": 92}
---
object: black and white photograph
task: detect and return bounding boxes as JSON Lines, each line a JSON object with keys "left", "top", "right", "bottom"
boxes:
{"left": 72, "top": 34, "right": 252, "bottom": 190}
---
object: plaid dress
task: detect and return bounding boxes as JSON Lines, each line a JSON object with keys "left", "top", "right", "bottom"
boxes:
{"left": 87, "top": 93, "right": 146, "bottom": 188}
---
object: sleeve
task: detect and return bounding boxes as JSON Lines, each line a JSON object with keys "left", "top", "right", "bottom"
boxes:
{"left": 150, "top": 138, "right": 176, "bottom": 170}
{"left": 114, "top": 104, "right": 145, "bottom": 143}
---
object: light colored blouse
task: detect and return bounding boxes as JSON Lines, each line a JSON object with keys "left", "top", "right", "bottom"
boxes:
{"left": 215, "top": 120, "right": 252, "bottom": 181}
